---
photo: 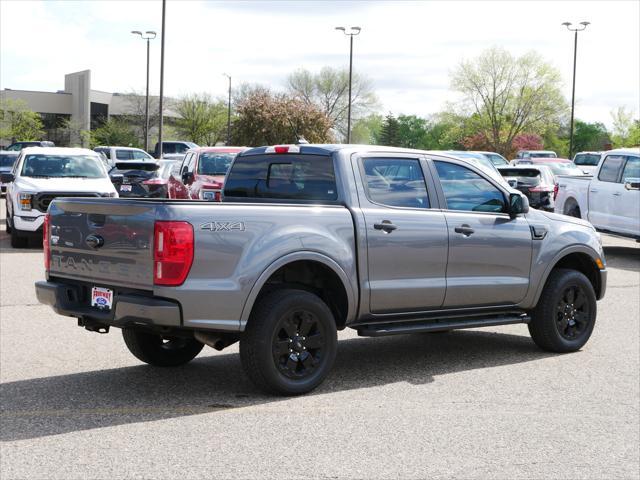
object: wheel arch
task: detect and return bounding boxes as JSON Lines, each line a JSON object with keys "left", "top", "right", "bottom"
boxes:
{"left": 532, "top": 246, "right": 604, "bottom": 306}
{"left": 239, "top": 251, "right": 357, "bottom": 331}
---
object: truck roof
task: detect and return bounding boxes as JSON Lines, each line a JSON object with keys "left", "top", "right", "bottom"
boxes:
{"left": 240, "top": 144, "right": 502, "bottom": 158}
{"left": 20, "top": 147, "right": 100, "bottom": 156}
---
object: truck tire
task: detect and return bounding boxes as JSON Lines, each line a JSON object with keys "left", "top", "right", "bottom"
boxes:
{"left": 122, "top": 329, "right": 204, "bottom": 367}
{"left": 567, "top": 205, "right": 581, "bottom": 218}
{"left": 5, "top": 208, "right": 11, "bottom": 234}
{"left": 240, "top": 289, "right": 338, "bottom": 396}
{"left": 528, "top": 269, "right": 597, "bottom": 353}
{"left": 10, "top": 222, "right": 28, "bottom": 248}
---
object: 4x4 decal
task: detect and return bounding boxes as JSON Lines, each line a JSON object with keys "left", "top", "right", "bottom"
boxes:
{"left": 200, "top": 221, "right": 245, "bottom": 232}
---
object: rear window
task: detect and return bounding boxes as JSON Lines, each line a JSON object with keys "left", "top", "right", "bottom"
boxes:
{"left": 498, "top": 168, "right": 543, "bottom": 185}
{"left": 573, "top": 153, "right": 601, "bottom": 166}
{"left": 0, "top": 154, "right": 17, "bottom": 167}
{"left": 224, "top": 154, "right": 338, "bottom": 202}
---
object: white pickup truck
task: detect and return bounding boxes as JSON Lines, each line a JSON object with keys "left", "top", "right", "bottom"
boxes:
{"left": 555, "top": 148, "right": 640, "bottom": 240}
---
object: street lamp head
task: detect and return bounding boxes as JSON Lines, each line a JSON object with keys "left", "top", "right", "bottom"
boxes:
{"left": 561, "top": 22, "right": 572, "bottom": 27}
{"left": 580, "top": 21, "right": 591, "bottom": 26}
{"left": 350, "top": 26, "right": 361, "bottom": 34}
{"left": 145, "top": 31, "right": 157, "bottom": 38}
{"left": 131, "top": 30, "right": 142, "bottom": 36}
{"left": 335, "top": 26, "right": 346, "bottom": 32}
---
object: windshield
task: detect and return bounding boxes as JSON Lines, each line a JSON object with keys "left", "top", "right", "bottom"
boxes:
{"left": 21, "top": 154, "right": 106, "bottom": 178}
{"left": 0, "top": 154, "right": 17, "bottom": 167}
{"left": 498, "top": 168, "right": 547, "bottom": 186}
{"left": 486, "top": 154, "right": 508, "bottom": 166}
{"left": 543, "top": 162, "right": 587, "bottom": 176}
{"left": 573, "top": 153, "right": 601, "bottom": 166}
{"left": 529, "top": 152, "right": 556, "bottom": 158}
{"left": 158, "top": 161, "right": 180, "bottom": 179}
{"left": 198, "top": 152, "right": 236, "bottom": 175}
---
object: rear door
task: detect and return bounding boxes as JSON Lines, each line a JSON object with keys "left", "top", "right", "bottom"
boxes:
{"left": 430, "top": 158, "right": 532, "bottom": 308}
{"left": 589, "top": 154, "right": 626, "bottom": 228}
{"left": 356, "top": 154, "right": 448, "bottom": 314}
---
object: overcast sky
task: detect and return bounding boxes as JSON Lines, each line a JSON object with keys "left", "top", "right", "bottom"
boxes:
{"left": 1, "top": 0, "right": 638, "bottom": 127}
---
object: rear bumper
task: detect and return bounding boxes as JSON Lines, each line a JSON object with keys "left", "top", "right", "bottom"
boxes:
{"left": 35, "top": 280, "right": 181, "bottom": 328}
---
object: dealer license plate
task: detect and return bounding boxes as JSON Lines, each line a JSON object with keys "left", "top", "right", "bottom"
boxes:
{"left": 120, "top": 184, "right": 132, "bottom": 192}
{"left": 91, "top": 287, "right": 113, "bottom": 310}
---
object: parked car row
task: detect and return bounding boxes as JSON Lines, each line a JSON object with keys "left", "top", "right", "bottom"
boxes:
{"left": 2, "top": 142, "right": 638, "bottom": 248}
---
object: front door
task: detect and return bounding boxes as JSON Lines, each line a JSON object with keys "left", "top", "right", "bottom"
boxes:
{"left": 358, "top": 156, "right": 448, "bottom": 314}
{"left": 431, "top": 159, "right": 532, "bottom": 308}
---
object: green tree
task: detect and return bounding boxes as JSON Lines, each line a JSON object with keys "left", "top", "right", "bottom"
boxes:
{"left": 231, "top": 88, "right": 333, "bottom": 146}
{"left": 450, "top": 47, "right": 568, "bottom": 156}
{"left": 90, "top": 118, "right": 139, "bottom": 148}
{"left": 379, "top": 114, "right": 400, "bottom": 146}
{"left": 0, "top": 99, "right": 45, "bottom": 142}
{"left": 175, "top": 94, "right": 228, "bottom": 145}
{"left": 287, "top": 67, "right": 378, "bottom": 141}
{"left": 610, "top": 106, "right": 638, "bottom": 147}
{"left": 572, "top": 120, "right": 611, "bottom": 153}
{"left": 396, "top": 115, "right": 430, "bottom": 149}
{"left": 351, "top": 114, "right": 383, "bottom": 144}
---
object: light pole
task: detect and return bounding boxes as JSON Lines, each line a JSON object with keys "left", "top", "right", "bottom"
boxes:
{"left": 335, "top": 26, "right": 361, "bottom": 144}
{"left": 562, "top": 21, "right": 590, "bottom": 159}
{"left": 131, "top": 30, "right": 156, "bottom": 152}
{"left": 158, "top": 0, "right": 166, "bottom": 158}
{"left": 223, "top": 73, "right": 231, "bottom": 145}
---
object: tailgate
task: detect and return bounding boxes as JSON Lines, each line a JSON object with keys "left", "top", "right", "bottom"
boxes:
{"left": 47, "top": 198, "right": 155, "bottom": 289}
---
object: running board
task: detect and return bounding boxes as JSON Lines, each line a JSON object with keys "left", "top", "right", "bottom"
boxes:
{"left": 356, "top": 314, "right": 530, "bottom": 337}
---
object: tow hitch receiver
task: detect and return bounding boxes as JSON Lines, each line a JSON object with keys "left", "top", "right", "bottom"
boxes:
{"left": 78, "top": 318, "right": 110, "bottom": 334}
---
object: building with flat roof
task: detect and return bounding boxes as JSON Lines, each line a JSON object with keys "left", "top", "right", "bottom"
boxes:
{"left": 1, "top": 70, "right": 178, "bottom": 146}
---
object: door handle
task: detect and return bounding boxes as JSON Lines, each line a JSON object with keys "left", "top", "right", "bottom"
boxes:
{"left": 374, "top": 221, "right": 397, "bottom": 233}
{"left": 613, "top": 192, "right": 622, "bottom": 196}
{"left": 590, "top": 189, "right": 598, "bottom": 193}
{"left": 454, "top": 225, "right": 475, "bottom": 236}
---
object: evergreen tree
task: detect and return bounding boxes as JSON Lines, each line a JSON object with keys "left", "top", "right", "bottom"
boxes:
{"left": 379, "top": 114, "right": 400, "bottom": 146}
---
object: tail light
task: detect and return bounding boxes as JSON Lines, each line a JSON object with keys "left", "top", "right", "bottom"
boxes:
{"left": 143, "top": 179, "right": 168, "bottom": 185}
{"left": 153, "top": 221, "right": 194, "bottom": 286}
{"left": 265, "top": 145, "right": 300, "bottom": 154}
{"left": 553, "top": 183, "right": 559, "bottom": 200}
{"left": 43, "top": 213, "right": 50, "bottom": 272}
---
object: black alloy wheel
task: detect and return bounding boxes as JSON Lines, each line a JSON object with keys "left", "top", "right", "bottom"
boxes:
{"left": 555, "top": 285, "right": 591, "bottom": 340}
{"left": 528, "top": 268, "right": 597, "bottom": 353}
{"left": 240, "top": 289, "right": 338, "bottom": 395}
{"left": 272, "top": 309, "right": 326, "bottom": 380}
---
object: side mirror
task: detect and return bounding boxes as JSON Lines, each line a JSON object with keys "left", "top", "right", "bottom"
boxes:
{"left": 509, "top": 192, "right": 529, "bottom": 219}
{"left": 182, "top": 171, "right": 194, "bottom": 184}
{"left": 0, "top": 172, "right": 15, "bottom": 184}
{"left": 624, "top": 177, "right": 640, "bottom": 191}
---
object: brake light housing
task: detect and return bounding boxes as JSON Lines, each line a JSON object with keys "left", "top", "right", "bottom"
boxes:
{"left": 153, "top": 221, "right": 194, "bottom": 286}
{"left": 43, "top": 213, "right": 50, "bottom": 272}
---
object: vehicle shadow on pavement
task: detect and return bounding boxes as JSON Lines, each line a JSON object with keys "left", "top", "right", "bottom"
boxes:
{"left": 602, "top": 245, "right": 640, "bottom": 273}
{"left": 0, "top": 329, "right": 555, "bottom": 441}
{"left": 0, "top": 228, "right": 42, "bottom": 253}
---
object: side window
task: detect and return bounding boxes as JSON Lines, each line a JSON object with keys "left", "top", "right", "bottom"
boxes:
{"left": 175, "top": 144, "right": 189, "bottom": 154}
{"left": 180, "top": 153, "right": 192, "bottom": 175}
{"left": 622, "top": 156, "right": 639, "bottom": 180}
{"left": 163, "top": 143, "right": 176, "bottom": 154}
{"left": 187, "top": 153, "right": 197, "bottom": 173}
{"left": 115, "top": 149, "right": 133, "bottom": 160}
{"left": 434, "top": 161, "right": 506, "bottom": 213}
{"left": 132, "top": 150, "right": 150, "bottom": 160}
{"left": 598, "top": 155, "right": 625, "bottom": 183}
{"left": 362, "top": 158, "right": 430, "bottom": 209}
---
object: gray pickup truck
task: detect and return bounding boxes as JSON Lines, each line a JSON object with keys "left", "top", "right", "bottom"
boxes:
{"left": 35, "top": 144, "right": 607, "bottom": 395}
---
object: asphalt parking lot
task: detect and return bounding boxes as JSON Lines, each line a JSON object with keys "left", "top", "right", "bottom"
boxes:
{"left": 0, "top": 197, "right": 638, "bottom": 480}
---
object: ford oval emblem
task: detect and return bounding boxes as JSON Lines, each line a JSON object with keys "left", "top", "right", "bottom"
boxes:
{"left": 85, "top": 234, "right": 105, "bottom": 249}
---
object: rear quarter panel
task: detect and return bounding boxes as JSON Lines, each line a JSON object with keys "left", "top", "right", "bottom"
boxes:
{"left": 152, "top": 203, "right": 357, "bottom": 331}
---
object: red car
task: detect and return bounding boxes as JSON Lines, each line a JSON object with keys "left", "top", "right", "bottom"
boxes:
{"left": 168, "top": 147, "right": 247, "bottom": 200}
